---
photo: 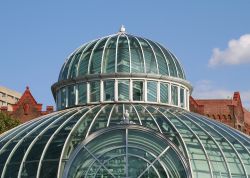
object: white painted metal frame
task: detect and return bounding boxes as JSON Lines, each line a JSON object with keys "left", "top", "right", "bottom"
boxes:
{"left": 59, "top": 33, "right": 186, "bottom": 84}
{"left": 17, "top": 109, "right": 75, "bottom": 178}
{"left": 56, "top": 76, "right": 190, "bottom": 111}
{"left": 35, "top": 109, "right": 80, "bottom": 178}
{"left": 179, "top": 112, "right": 232, "bottom": 178}
{"left": 131, "top": 35, "right": 146, "bottom": 73}
{"left": 168, "top": 111, "right": 214, "bottom": 178}
{"left": 184, "top": 112, "right": 248, "bottom": 177}
{"left": 1, "top": 110, "right": 69, "bottom": 178}
{"left": 152, "top": 106, "right": 193, "bottom": 177}
{"left": 143, "top": 38, "right": 159, "bottom": 74}
{"left": 57, "top": 105, "right": 100, "bottom": 178}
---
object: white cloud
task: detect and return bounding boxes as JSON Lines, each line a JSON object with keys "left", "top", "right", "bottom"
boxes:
{"left": 209, "top": 34, "right": 250, "bottom": 67}
{"left": 192, "top": 80, "right": 250, "bottom": 111}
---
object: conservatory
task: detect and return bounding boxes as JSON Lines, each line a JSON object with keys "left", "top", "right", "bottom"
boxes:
{"left": 0, "top": 26, "right": 250, "bottom": 178}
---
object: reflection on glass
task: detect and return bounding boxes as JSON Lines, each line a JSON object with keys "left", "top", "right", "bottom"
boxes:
{"left": 118, "top": 80, "right": 129, "bottom": 101}
{"left": 90, "top": 81, "right": 100, "bottom": 102}
{"left": 66, "top": 127, "right": 188, "bottom": 178}
{"left": 130, "top": 37, "right": 144, "bottom": 73}
{"left": 68, "top": 86, "right": 75, "bottom": 107}
{"left": 117, "top": 37, "right": 130, "bottom": 72}
{"left": 102, "top": 36, "right": 117, "bottom": 73}
{"left": 138, "top": 38, "right": 157, "bottom": 74}
{"left": 56, "top": 90, "right": 61, "bottom": 110}
{"left": 103, "top": 80, "right": 114, "bottom": 101}
{"left": 133, "top": 81, "right": 143, "bottom": 101}
{"left": 147, "top": 81, "right": 157, "bottom": 102}
{"left": 90, "top": 39, "right": 107, "bottom": 74}
{"left": 171, "top": 85, "right": 178, "bottom": 106}
{"left": 180, "top": 88, "right": 185, "bottom": 108}
{"left": 61, "top": 87, "right": 66, "bottom": 109}
{"left": 78, "top": 83, "right": 87, "bottom": 104}
{"left": 160, "top": 83, "right": 169, "bottom": 103}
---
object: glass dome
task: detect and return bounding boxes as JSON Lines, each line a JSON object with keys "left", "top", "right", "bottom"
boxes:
{"left": 1, "top": 27, "right": 250, "bottom": 178}
{"left": 58, "top": 29, "right": 186, "bottom": 81}
{"left": 0, "top": 104, "right": 250, "bottom": 178}
{"left": 52, "top": 27, "right": 192, "bottom": 111}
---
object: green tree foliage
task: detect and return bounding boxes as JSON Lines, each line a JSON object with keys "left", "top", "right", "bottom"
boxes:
{"left": 0, "top": 112, "right": 20, "bottom": 134}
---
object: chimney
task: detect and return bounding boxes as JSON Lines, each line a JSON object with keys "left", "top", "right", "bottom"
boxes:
{"left": 46, "top": 106, "right": 54, "bottom": 113}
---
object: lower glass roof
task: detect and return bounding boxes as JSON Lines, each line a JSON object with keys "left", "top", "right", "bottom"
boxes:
{"left": 0, "top": 104, "right": 250, "bottom": 178}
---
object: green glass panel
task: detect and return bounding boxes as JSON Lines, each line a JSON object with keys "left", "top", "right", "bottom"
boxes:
{"left": 180, "top": 88, "right": 185, "bottom": 108}
{"left": 90, "top": 39, "right": 107, "bottom": 74}
{"left": 129, "top": 36, "right": 144, "bottom": 73}
{"left": 109, "top": 105, "right": 123, "bottom": 126}
{"left": 68, "top": 85, "right": 75, "bottom": 107}
{"left": 117, "top": 36, "right": 130, "bottom": 72}
{"left": 66, "top": 127, "right": 188, "bottom": 178}
{"left": 88, "top": 105, "right": 113, "bottom": 134}
{"left": 158, "top": 43, "right": 178, "bottom": 77}
{"left": 103, "top": 80, "right": 114, "bottom": 101}
{"left": 171, "top": 85, "right": 178, "bottom": 106}
{"left": 118, "top": 80, "right": 129, "bottom": 101}
{"left": 69, "top": 51, "right": 84, "bottom": 78}
{"left": 138, "top": 37, "right": 157, "bottom": 74}
{"left": 147, "top": 81, "right": 157, "bottom": 102}
{"left": 61, "top": 87, "right": 66, "bottom": 109}
{"left": 56, "top": 89, "right": 61, "bottom": 110}
{"left": 102, "top": 36, "right": 117, "bottom": 73}
{"left": 61, "top": 55, "right": 74, "bottom": 80}
{"left": 78, "top": 83, "right": 87, "bottom": 104}
{"left": 149, "top": 40, "right": 169, "bottom": 75}
{"left": 160, "top": 83, "right": 169, "bottom": 103}
{"left": 78, "top": 42, "right": 96, "bottom": 75}
{"left": 170, "top": 52, "right": 185, "bottom": 79}
{"left": 133, "top": 81, "right": 143, "bottom": 101}
{"left": 90, "top": 81, "right": 100, "bottom": 102}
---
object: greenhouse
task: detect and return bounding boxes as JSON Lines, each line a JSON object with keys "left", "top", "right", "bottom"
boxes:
{"left": 0, "top": 26, "right": 250, "bottom": 178}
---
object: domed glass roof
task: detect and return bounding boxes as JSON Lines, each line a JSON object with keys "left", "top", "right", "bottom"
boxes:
{"left": 2, "top": 28, "right": 250, "bottom": 178}
{"left": 58, "top": 29, "right": 186, "bottom": 82}
{"left": 0, "top": 104, "right": 250, "bottom": 178}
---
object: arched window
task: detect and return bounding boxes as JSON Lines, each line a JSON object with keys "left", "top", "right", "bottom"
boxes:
{"left": 217, "top": 115, "right": 221, "bottom": 121}
{"left": 223, "top": 115, "right": 227, "bottom": 121}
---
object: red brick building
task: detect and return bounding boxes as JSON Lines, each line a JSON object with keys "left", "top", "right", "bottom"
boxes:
{"left": 0, "top": 87, "right": 53, "bottom": 123}
{"left": 190, "top": 92, "right": 250, "bottom": 135}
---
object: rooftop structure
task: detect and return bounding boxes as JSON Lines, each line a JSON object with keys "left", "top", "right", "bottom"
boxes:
{"left": 0, "top": 86, "right": 21, "bottom": 111}
{"left": 0, "top": 27, "right": 250, "bottom": 178}
{"left": 0, "top": 86, "right": 54, "bottom": 123}
{"left": 190, "top": 92, "right": 250, "bottom": 135}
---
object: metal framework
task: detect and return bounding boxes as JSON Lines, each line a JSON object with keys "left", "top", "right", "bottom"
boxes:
{"left": 1, "top": 28, "right": 250, "bottom": 178}
{"left": 1, "top": 104, "right": 250, "bottom": 178}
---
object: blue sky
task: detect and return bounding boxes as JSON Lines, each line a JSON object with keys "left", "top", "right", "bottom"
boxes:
{"left": 1, "top": 1, "right": 250, "bottom": 110}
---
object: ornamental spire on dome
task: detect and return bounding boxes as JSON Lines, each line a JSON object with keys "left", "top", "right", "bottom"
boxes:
{"left": 119, "top": 25, "right": 126, "bottom": 33}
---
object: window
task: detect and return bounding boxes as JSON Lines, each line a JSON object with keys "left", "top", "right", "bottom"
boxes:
{"left": 133, "top": 81, "right": 143, "bottom": 101}
{"left": 90, "top": 81, "right": 100, "bottom": 102}
{"left": 160, "top": 83, "right": 169, "bottom": 103}
{"left": 61, "top": 87, "right": 66, "bottom": 109}
{"left": 56, "top": 89, "right": 61, "bottom": 110}
{"left": 103, "top": 80, "right": 115, "bottom": 101}
{"left": 78, "top": 83, "right": 87, "bottom": 104}
{"left": 118, "top": 80, "right": 129, "bottom": 101}
{"left": 147, "top": 81, "right": 157, "bottom": 102}
{"left": 68, "top": 85, "right": 76, "bottom": 107}
{"left": 171, "top": 85, "right": 178, "bottom": 106}
{"left": 180, "top": 88, "right": 185, "bottom": 108}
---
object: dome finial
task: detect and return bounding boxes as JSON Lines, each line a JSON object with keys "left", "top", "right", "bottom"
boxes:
{"left": 119, "top": 25, "right": 126, "bottom": 33}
